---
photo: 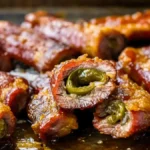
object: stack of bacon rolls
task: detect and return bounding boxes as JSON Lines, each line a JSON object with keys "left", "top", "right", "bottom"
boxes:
{"left": 0, "top": 10, "right": 150, "bottom": 142}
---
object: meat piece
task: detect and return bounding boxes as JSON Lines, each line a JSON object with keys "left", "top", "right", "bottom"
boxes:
{"left": 22, "top": 11, "right": 126, "bottom": 59}
{"left": 0, "top": 21, "right": 20, "bottom": 36}
{"left": 27, "top": 74, "right": 78, "bottom": 140}
{"left": 51, "top": 55, "right": 116, "bottom": 109}
{"left": 118, "top": 46, "right": 150, "bottom": 93}
{"left": 90, "top": 10, "right": 150, "bottom": 41}
{"left": 0, "top": 72, "right": 29, "bottom": 115}
{"left": 0, "top": 21, "right": 79, "bottom": 72}
{"left": 0, "top": 21, "right": 19, "bottom": 72}
{"left": 0, "top": 103, "right": 16, "bottom": 138}
{"left": 0, "top": 51, "right": 12, "bottom": 71}
{"left": 93, "top": 74, "right": 150, "bottom": 138}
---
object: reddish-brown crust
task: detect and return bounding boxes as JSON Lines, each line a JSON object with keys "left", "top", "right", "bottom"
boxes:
{"left": 0, "top": 21, "right": 79, "bottom": 72}
{"left": 0, "top": 72, "right": 29, "bottom": 115}
{"left": 90, "top": 10, "right": 150, "bottom": 40}
{"left": 23, "top": 11, "right": 126, "bottom": 59}
{"left": 0, "top": 103, "right": 16, "bottom": 137}
{"left": 51, "top": 56, "right": 116, "bottom": 109}
{"left": 39, "top": 110, "right": 78, "bottom": 140}
{"left": 93, "top": 74, "right": 150, "bottom": 138}
{"left": 0, "top": 22, "right": 16, "bottom": 72}
{"left": 28, "top": 75, "right": 78, "bottom": 140}
{"left": 119, "top": 46, "right": 150, "bottom": 93}
{"left": 0, "top": 51, "right": 12, "bottom": 72}
{"left": 93, "top": 110, "right": 150, "bottom": 138}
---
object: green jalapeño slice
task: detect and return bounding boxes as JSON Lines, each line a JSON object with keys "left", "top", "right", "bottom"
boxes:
{"left": 106, "top": 100, "right": 126, "bottom": 124}
{"left": 66, "top": 68, "right": 108, "bottom": 95}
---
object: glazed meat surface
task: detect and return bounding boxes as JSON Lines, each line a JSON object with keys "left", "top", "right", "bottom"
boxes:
{"left": 0, "top": 21, "right": 19, "bottom": 72}
{"left": 0, "top": 21, "right": 79, "bottom": 72}
{"left": 23, "top": 11, "right": 126, "bottom": 60}
{"left": 119, "top": 46, "right": 150, "bottom": 93}
{"left": 90, "top": 10, "right": 150, "bottom": 41}
{"left": 27, "top": 74, "right": 78, "bottom": 140}
{"left": 0, "top": 72, "right": 29, "bottom": 115}
{"left": 93, "top": 74, "right": 150, "bottom": 138}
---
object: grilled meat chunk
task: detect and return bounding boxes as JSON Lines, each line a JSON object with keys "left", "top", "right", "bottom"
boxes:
{"left": 119, "top": 46, "right": 150, "bottom": 93}
{"left": 93, "top": 74, "right": 150, "bottom": 138}
{"left": 51, "top": 55, "right": 116, "bottom": 109}
{"left": 0, "top": 72, "right": 29, "bottom": 115}
{"left": 0, "top": 21, "right": 79, "bottom": 72}
{"left": 22, "top": 11, "right": 126, "bottom": 60}
{"left": 27, "top": 74, "right": 78, "bottom": 140}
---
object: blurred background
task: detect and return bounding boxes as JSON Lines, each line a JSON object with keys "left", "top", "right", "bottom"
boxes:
{"left": 0, "top": 0, "right": 150, "bottom": 7}
{"left": 0, "top": 0, "right": 149, "bottom": 23}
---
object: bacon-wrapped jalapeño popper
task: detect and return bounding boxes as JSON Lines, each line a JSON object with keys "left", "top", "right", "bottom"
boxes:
{"left": 23, "top": 11, "right": 126, "bottom": 59}
{"left": 51, "top": 55, "right": 116, "bottom": 109}
{"left": 27, "top": 74, "right": 78, "bottom": 140}
{"left": 0, "top": 103, "right": 16, "bottom": 138}
{"left": 0, "top": 21, "right": 79, "bottom": 72}
{"left": 119, "top": 46, "right": 150, "bottom": 93}
{"left": 90, "top": 10, "right": 150, "bottom": 41}
{"left": 93, "top": 74, "right": 150, "bottom": 138}
{"left": 0, "top": 72, "right": 29, "bottom": 115}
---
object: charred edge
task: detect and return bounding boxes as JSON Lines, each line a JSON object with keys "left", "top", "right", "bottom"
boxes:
{"left": 99, "top": 34, "right": 127, "bottom": 60}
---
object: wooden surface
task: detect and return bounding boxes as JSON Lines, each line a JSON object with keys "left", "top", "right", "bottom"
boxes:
{"left": 0, "top": 0, "right": 150, "bottom": 7}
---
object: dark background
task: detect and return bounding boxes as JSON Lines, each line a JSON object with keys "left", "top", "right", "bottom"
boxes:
{"left": 0, "top": 0, "right": 150, "bottom": 7}
{"left": 0, "top": 0, "right": 149, "bottom": 24}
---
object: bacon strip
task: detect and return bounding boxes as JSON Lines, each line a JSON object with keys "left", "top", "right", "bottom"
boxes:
{"left": 91, "top": 10, "right": 150, "bottom": 41}
{"left": 22, "top": 11, "right": 126, "bottom": 59}
{"left": 0, "top": 72, "right": 29, "bottom": 115}
{"left": 0, "top": 21, "right": 19, "bottom": 72}
{"left": 118, "top": 46, "right": 150, "bottom": 93}
{"left": 26, "top": 74, "right": 78, "bottom": 140}
{"left": 0, "top": 21, "right": 79, "bottom": 72}
{"left": 51, "top": 55, "right": 116, "bottom": 109}
{"left": 93, "top": 74, "right": 150, "bottom": 138}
